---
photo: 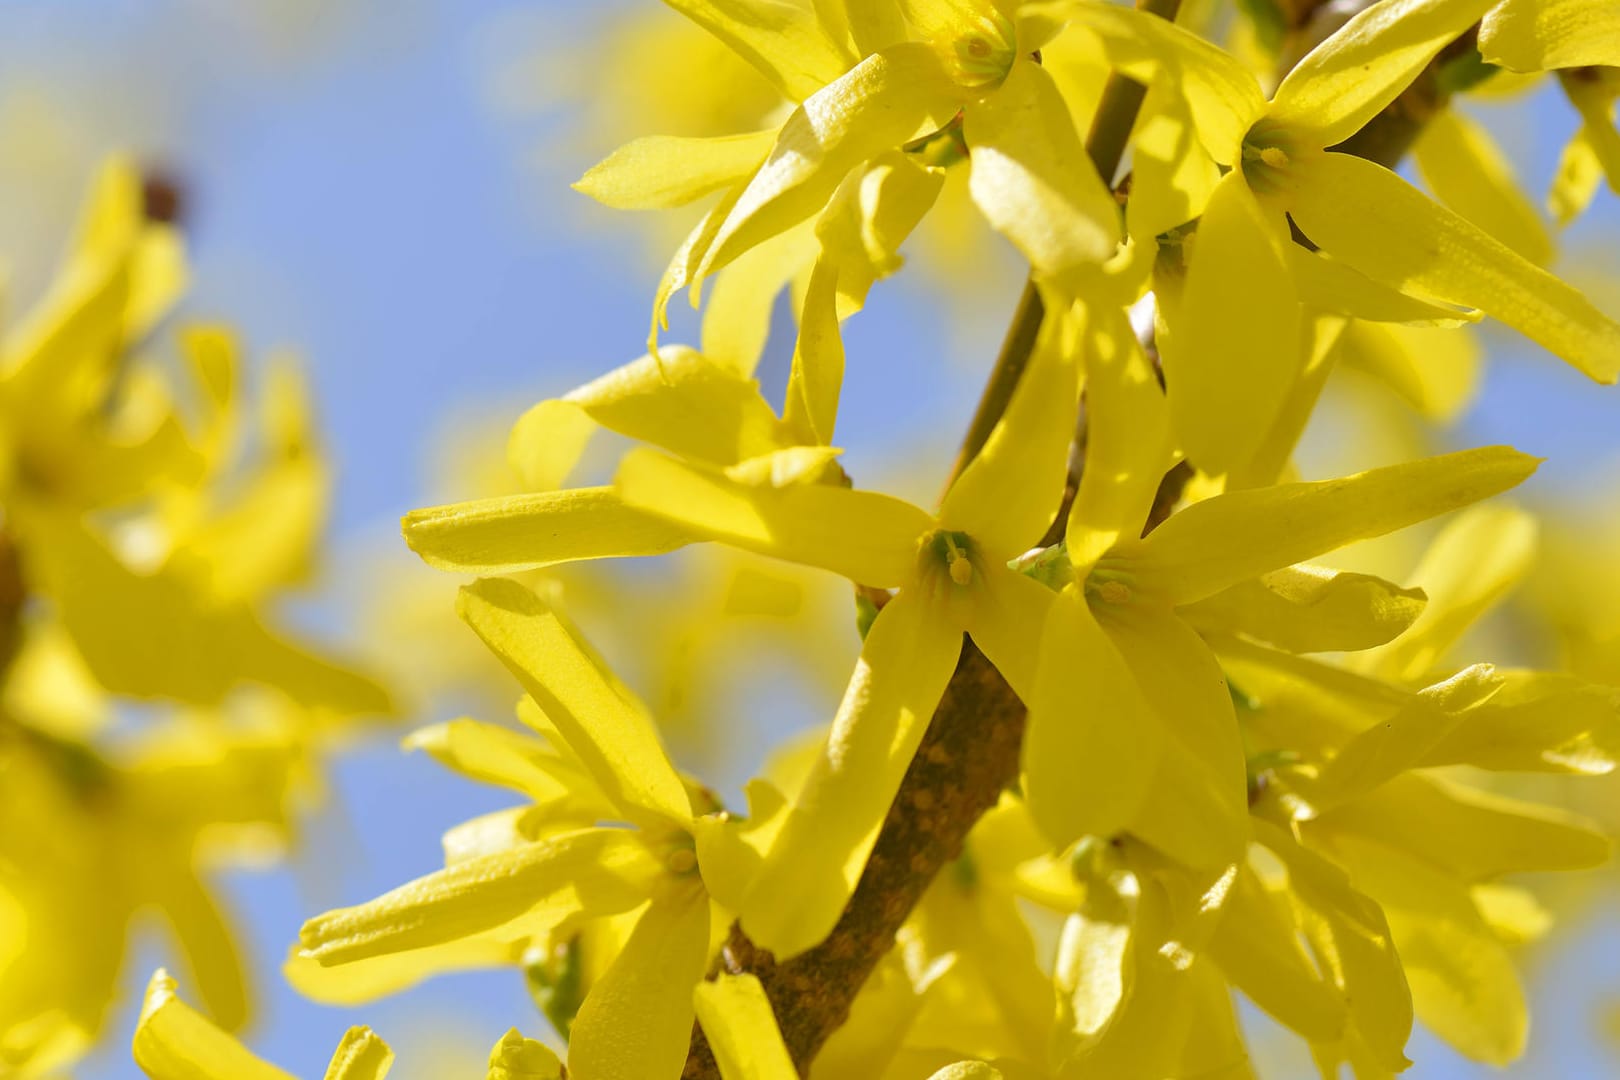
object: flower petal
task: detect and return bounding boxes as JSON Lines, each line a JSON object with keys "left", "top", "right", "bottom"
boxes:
{"left": 963, "top": 58, "right": 1121, "bottom": 277}
{"left": 698, "top": 44, "right": 961, "bottom": 283}
{"left": 939, "top": 294, "right": 1081, "bottom": 556}
{"left": 458, "top": 577, "right": 694, "bottom": 831}
{"left": 569, "top": 346, "right": 794, "bottom": 465}
{"left": 133, "top": 970, "right": 295, "bottom": 1080}
{"left": 568, "top": 883, "right": 711, "bottom": 1080}
{"left": 1132, "top": 446, "right": 1540, "bottom": 606}
{"left": 693, "top": 974, "right": 797, "bottom": 1080}
{"left": 403, "top": 489, "right": 696, "bottom": 576}
{"left": 663, "top": 0, "right": 854, "bottom": 101}
{"left": 296, "top": 828, "right": 660, "bottom": 968}
{"left": 1159, "top": 169, "right": 1299, "bottom": 477}
{"left": 487, "top": 1030, "right": 565, "bottom": 1080}
{"left": 1022, "top": 587, "right": 1162, "bottom": 849}
{"left": 1267, "top": 0, "right": 1495, "bottom": 150}
{"left": 575, "top": 130, "right": 781, "bottom": 210}
{"left": 615, "top": 448, "right": 930, "bottom": 586}
{"left": 741, "top": 591, "right": 961, "bottom": 957}
{"left": 1357, "top": 504, "right": 1537, "bottom": 682}
{"left": 1414, "top": 108, "right": 1553, "bottom": 267}
{"left": 323, "top": 1028, "right": 395, "bottom": 1080}
{"left": 507, "top": 398, "right": 596, "bottom": 492}
{"left": 1480, "top": 0, "right": 1620, "bottom": 71}
{"left": 965, "top": 562, "right": 1057, "bottom": 702}
{"left": 703, "top": 220, "right": 821, "bottom": 376}
{"left": 1176, "top": 564, "right": 1427, "bottom": 654}
{"left": 1290, "top": 149, "right": 1620, "bottom": 383}
{"left": 1066, "top": 304, "right": 1173, "bottom": 571}
{"left": 783, "top": 258, "right": 846, "bottom": 446}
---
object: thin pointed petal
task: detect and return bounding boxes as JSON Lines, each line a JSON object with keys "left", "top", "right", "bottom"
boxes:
{"left": 1291, "top": 150, "right": 1620, "bottom": 383}
{"left": 403, "top": 489, "right": 696, "bottom": 575}
{"left": 741, "top": 592, "right": 961, "bottom": 957}
{"left": 615, "top": 448, "right": 930, "bottom": 586}
{"left": 1268, "top": 0, "right": 1495, "bottom": 150}
{"left": 1160, "top": 170, "right": 1299, "bottom": 476}
{"left": 575, "top": 130, "right": 779, "bottom": 209}
{"left": 458, "top": 577, "right": 693, "bottom": 831}
{"left": 133, "top": 970, "right": 295, "bottom": 1080}
{"left": 1023, "top": 587, "right": 1162, "bottom": 848}
{"left": 940, "top": 295, "right": 1080, "bottom": 554}
{"left": 693, "top": 974, "right": 798, "bottom": 1080}
{"left": 1134, "top": 446, "right": 1540, "bottom": 606}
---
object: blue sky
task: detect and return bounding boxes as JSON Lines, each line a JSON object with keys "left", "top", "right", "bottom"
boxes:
{"left": 1, "top": 1, "right": 1618, "bottom": 1076}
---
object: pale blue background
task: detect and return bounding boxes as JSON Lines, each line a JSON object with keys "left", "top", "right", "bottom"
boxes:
{"left": 0, "top": 1, "right": 1616, "bottom": 1076}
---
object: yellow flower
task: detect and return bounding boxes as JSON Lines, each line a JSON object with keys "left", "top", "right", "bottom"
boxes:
{"left": 0, "top": 723, "right": 295, "bottom": 1074}
{"left": 291, "top": 577, "right": 792, "bottom": 1079}
{"left": 614, "top": 295, "right": 1082, "bottom": 957}
{"left": 1066, "top": 0, "right": 1620, "bottom": 476}
{"left": 1021, "top": 296, "right": 1539, "bottom": 869}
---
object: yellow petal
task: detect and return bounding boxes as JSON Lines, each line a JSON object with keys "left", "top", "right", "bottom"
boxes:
{"left": 816, "top": 0, "right": 910, "bottom": 56}
{"left": 1311, "top": 664, "right": 1505, "bottom": 806}
{"left": 296, "top": 828, "right": 659, "bottom": 968}
{"left": 1549, "top": 125, "right": 1607, "bottom": 226}
{"left": 652, "top": 184, "right": 744, "bottom": 351}
{"left": 403, "top": 719, "right": 595, "bottom": 809}
{"left": 815, "top": 150, "right": 946, "bottom": 315}
{"left": 1207, "top": 866, "right": 1346, "bottom": 1044}
{"left": 1267, "top": 0, "right": 1495, "bottom": 150}
{"left": 568, "top": 883, "right": 711, "bottom": 1080}
{"left": 693, "top": 974, "right": 797, "bottom": 1080}
{"left": 965, "top": 562, "right": 1057, "bottom": 702}
{"left": 148, "top": 871, "right": 249, "bottom": 1033}
{"left": 1285, "top": 245, "right": 1480, "bottom": 327}
{"left": 1331, "top": 836, "right": 1527, "bottom": 1066}
{"left": 1023, "top": 587, "right": 1162, "bottom": 848}
{"left": 783, "top": 258, "right": 846, "bottom": 445}
{"left": 402, "top": 489, "right": 696, "bottom": 575}
{"left": 18, "top": 510, "right": 390, "bottom": 714}
{"left": 1561, "top": 71, "right": 1620, "bottom": 195}
{"left": 1336, "top": 320, "right": 1482, "bottom": 423}
{"left": 1058, "top": 0, "right": 1265, "bottom": 164}
{"left": 458, "top": 577, "right": 694, "bottom": 831}
{"left": 741, "top": 591, "right": 961, "bottom": 957}
{"left": 1100, "top": 604, "right": 1248, "bottom": 868}
{"left": 1479, "top": 0, "right": 1620, "bottom": 71}
{"left": 1358, "top": 504, "right": 1537, "bottom": 682}
{"left": 703, "top": 219, "right": 820, "bottom": 376}
{"left": 615, "top": 448, "right": 930, "bottom": 586}
{"left": 1066, "top": 304, "right": 1173, "bottom": 571}
{"left": 1415, "top": 109, "right": 1553, "bottom": 266}
{"left": 1176, "top": 565, "right": 1427, "bottom": 654}
{"left": 1290, "top": 149, "right": 1620, "bottom": 383}
{"left": 569, "top": 346, "right": 793, "bottom": 465}
{"left": 1160, "top": 169, "right": 1299, "bottom": 476}
{"left": 323, "top": 1028, "right": 395, "bottom": 1080}
{"left": 1419, "top": 669, "right": 1620, "bottom": 774}
{"left": 1127, "top": 77, "right": 1222, "bottom": 239}
{"left": 1132, "top": 446, "right": 1540, "bottom": 606}
{"left": 284, "top": 935, "right": 518, "bottom": 1006}
{"left": 939, "top": 294, "right": 1080, "bottom": 556}
{"left": 1253, "top": 821, "right": 1412, "bottom": 1071}
{"left": 665, "top": 0, "right": 853, "bottom": 100}
{"left": 1319, "top": 772, "right": 1612, "bottom": 879}
{"left": 698, "top": 43, "right": 960, "bottom": 282}
{"left": 576, "top": 130, "right": 780, "bottom": 209}
{"left": 132, "top": 970, "right": 294, "bottom": 1080}
{"left": 508, "top": 399, "right": 597, "bottom": 492}
{"left": 487, "top": 1029, "right": 564, "bottom": 1080}
{"left": 963, "top": 59, "right": 1121, "bottom": 277}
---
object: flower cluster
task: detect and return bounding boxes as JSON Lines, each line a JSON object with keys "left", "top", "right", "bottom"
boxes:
{"left": 0, "top": 158, "right": 391, "bottom": 1075}
{"left": 126, "top": 0, "right": 1620, "bottom": 1077}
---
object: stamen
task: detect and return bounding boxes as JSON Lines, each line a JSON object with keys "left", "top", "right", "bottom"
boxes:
{"left": 1259, "top": 146, "right": 1289, "bottom": 169}
{"left": 1098, "top": 580, "right": 1132, "bottom": 605}
{"left": 666, "top": 848, "right": 697, "bottom": 875}
{"left": 943, "top": 534, "right": 973, "bottom": 586}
